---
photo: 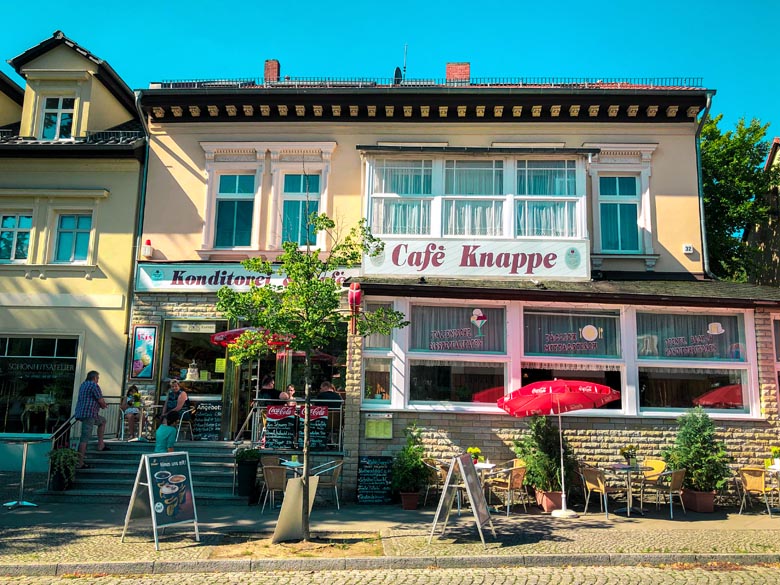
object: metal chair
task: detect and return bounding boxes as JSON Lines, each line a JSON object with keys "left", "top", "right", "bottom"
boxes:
{"left": 581, "top": 466, "right": 622, "bottom": 519}
{"left": 739, "top": 467, "right": 774, "bottom": 518}
{"left": 485, "top": 466, "right": 528, "bottom": 516}
{"left": 641, "top": 468, "right": 686, "bottom": 519}
{"left": 313, "top": 460, "right": 343, "bottom": 509}
{"left": 260, "top": 465, "right": 288, "bottom": 514}
{"left": 176, "top": 405, "right": 197, "bottom": 441}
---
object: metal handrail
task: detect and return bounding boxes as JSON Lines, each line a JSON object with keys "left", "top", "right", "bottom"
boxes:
{"left": 233, "top": 401, "right": 344, "bottom": 451}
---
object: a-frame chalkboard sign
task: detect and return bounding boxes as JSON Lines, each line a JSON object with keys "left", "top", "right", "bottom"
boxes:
{"left": 428, "top": 453, "right": 496, "bottom": 548}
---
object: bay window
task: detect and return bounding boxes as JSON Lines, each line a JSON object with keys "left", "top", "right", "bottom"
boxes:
{"left": 515, "top": 161, "right": 579, "bottom": 238}
{"left": 443, "top": 160, "right": 504, "bottom": 236}
{"left": 370, "top": 160, "right": 432, "bottom": 235}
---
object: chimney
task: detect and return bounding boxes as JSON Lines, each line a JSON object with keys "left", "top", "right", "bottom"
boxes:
{"left": 264, "top": 59, "right": 280, "bottom": 84}
{"left": 446, "top": 62, "right": 470, "bottom": 84}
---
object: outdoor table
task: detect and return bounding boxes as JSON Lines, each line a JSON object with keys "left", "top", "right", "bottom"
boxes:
{"left": 766, "top": 464, "right": 780, "bottom": 509}
{"left": 3, "top": 439, "right": 46, "bottom": 509}
{"left": 131, "top": 404, "right": 162, "bottom": 442}
{"left": 606, "top": 463, "right": 652, "bottom": 517}
{"left": 280, "top": 459, "right": 304, "bottom": 476}
{"left": 474, "top": 461, "right": 496, "bottom": 481}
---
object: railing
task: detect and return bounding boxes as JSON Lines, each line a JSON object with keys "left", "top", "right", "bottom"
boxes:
{"left": 154, "top": 76, "right": 705, "bottom": 90}
{"left": 84, "top": 130, "right": 144, "bottom": 143}
{"left": 47, "top": 415, "right": 77, "bottom": 489}
{"left": 0, "top": 128, "right": 13, "bottom": 137}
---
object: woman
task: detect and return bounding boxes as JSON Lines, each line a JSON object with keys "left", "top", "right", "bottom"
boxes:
{"left": 162, "top": 379, "right": 189, "bottom": 419}
{"left": 121, "top": 385, "right": 142, "bottom": 439}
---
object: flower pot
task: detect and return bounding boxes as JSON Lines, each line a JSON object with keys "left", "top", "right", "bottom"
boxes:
{"left": 681, "top": 488, "right": 716, "bottom": 513}
{"left": 50, "top": 469, "right": 71, "bottom": 491}
{"left": 236, "top": 459, "right": 259, "bottom": 497}
{"left": 400, "top": 491, "right": 420, "bottom": 510}
{"left": 535, "top": 490, "right": 563, "bottom": 513}
{"left": 774, "top": 458, "right": 780, "bottom": 468}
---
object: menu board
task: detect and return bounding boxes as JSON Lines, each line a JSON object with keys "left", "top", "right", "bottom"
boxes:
{"left": 357, "top": 455, "right": 393, "bottom": 504}
{"left": 192, "top": 400, "right": 222, "bottom": 441}
{"left": 264, "top": 405, "right": 297, "bottom": 449}
{"left": 297, "top": 405, "right": 329, "bottom": 450}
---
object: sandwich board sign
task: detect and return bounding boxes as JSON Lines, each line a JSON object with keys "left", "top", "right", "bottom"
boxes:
{"left": 428, "top": 453, "right": 496, "bottom": 548}
{"left": 121, "top": 452, "right": 200, "bottom": 550}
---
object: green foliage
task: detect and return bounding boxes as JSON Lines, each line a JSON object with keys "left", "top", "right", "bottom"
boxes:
{"left": 48, "top": 447, "right": 79, "bottom": 484}
{"left": 771, "top": 446, "right": 780, "bottom": 459}
{"left": 234, "top": 446, "right": 262, "bottom": 462}
{"left": 391, "top": 423, "right": 429, "bottom": 493}
{"left": 701, "top": 115, "right": 780, "bottom": 281}
{"left": 512, "top": 416, "right": 577, "bottom": 492}
{"left": 216, "top": 215, "right": 407, "bottom": 363}
{"left": 662, "top": 407, "right": 731, "bottom": 492}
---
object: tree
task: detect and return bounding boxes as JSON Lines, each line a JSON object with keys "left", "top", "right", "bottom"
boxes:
{"left": 701, "top": 115, "right": 779, "bottom": 281}
{"left": 216, "top": 214, "right": 407, "bottom": 540}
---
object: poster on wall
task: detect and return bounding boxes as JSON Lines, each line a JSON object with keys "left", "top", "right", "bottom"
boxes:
{"left": 130, "top": 325, "right": 158, "bottom": 380}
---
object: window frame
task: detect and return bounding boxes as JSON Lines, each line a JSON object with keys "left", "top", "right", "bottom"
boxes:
{"left": 0, "top": 211, "right": 34, "bottom": 264}
{"left": 213, "top": 173, "right": 257, "bottom": 249}
{"left": 597, "top": 174, "right": 642, "bottom": 253}
{"left": 52, "top": 212, "right": 93, "bottom": 264}
{"left": 39, "top": 96, "right": 76, "bottom": 141}
{"left": 280, "top": 172, "right": 322, "bottom": 247}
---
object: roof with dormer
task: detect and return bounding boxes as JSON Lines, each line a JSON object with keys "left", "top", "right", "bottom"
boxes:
{"left": 0, "top": 70, "right": 23, "bottom": 105}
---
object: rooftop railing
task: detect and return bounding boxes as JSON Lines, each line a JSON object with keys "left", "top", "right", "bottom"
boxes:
{"left": 84, "top": 130, "right": 144, "bottom": 143}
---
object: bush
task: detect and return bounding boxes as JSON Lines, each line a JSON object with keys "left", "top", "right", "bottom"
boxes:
{"left": 48, "top": 447, "right": 79, "bottom": 485}
{"left": 234, "top": 446, "right": 262, "bottom": 463}
{"left": 391, "top": 423, "right": 429, "bottom": 493}
{"left": 512, "top": 415, "right": 577, "bottom": 493}
{"left": 662, "top": 407, "right": 731, "bottom": 492}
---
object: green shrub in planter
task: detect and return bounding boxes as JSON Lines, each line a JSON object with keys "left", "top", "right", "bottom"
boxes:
{"left": 234, "top": 446, "right": 262, "bottom": 463}
{"left": 391, "top": 424, "right": 429, "bottom": 493}
{"left": 662, "top": 407, "right": 731, "bottom": 492}
{"left": 512, "top": 415, "right": 577, "bottom": 493}
{"left": 48, "top": 447, "right": 79, "bottom": 490}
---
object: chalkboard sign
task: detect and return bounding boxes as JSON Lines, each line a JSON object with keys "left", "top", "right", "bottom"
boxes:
{"left": 192, "top": 401, "right": 222, "bottom": 441}
{"left": 264, "top": 405, "right": 297, "bottom": 449}
{"left": 357, "top": 455, "right": 393, "bottom": 504}
{"left": 297, "top": 405, "right": 328, "bottom": 450}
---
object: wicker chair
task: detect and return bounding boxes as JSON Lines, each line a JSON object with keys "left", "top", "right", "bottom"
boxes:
{"left": 313, "top": 461, "right": 343, "bottom": 510}
{"left": 485, "top": 466, "right": 528, "bottom": 516}
{"left": 260, "top": 465, "right": 288, "bottom": 514}
{"left": 641, "top": 468, "right": 686, "bottom": 519}
{"left": 580, "top": 466, "right": 622, "bottom": 519}
{"left": 738, "top": 467, "right": 774, "bottom": 518}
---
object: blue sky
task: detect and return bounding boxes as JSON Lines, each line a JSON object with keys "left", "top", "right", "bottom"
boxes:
{"left": 2, "top": 0, "right": 778, "bottom": 137}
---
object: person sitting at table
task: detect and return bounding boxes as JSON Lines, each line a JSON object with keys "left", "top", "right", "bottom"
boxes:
{"left": 257, "top": 375, "right": 281, "bottom": 405}
{"left": 161, "top": 379, "right": 190, "bottom": 422}
{"left": 121, "top": 385, "right": 142, "bottom": 439}
{"left": 313, "top": 381, "right": 342, "bottom": 405}
{"left": 284, "top": 384, "right": 297, "bottom": 405}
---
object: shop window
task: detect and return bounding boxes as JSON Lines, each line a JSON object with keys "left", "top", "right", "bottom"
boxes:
{"left": 774, "top": 320, "right": 780, "bottom": 362}
{"left": 0, "top": 336, "right": 78, "bottom": 433}
{"left": 409, "top": 305, "right": 505, "bottom": 353}
{"left": 363, "top": 357, "right": 391, "bottom": 404}
{"left": 639, "top": 367, "right": 747, "bottom": 411}
{"left": 409, "top": 359, "right": 504, "bottom": 403}
{"left": 0, "top": 213, "right": 32, "bottom": 263}
{"left": 521, "top": 366, "right": 622, "bottom": 410}
{"left": 524, "top": 310, "right": 621, "bottom": 358}
{"left": 161, "top": 320, "right": 229, "bottom": 399}
{"left": 636, "top": 312, "right": 746, "bottom": 362}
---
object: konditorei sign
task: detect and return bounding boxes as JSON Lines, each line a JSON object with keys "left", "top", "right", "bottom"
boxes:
{"left": 136, "top": 263, "right": 359, "bottom": 293}
{"left": 363, "top": 239, "right": 590, "bottom": 279}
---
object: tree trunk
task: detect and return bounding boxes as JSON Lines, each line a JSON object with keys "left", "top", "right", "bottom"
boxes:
{"left": 301, "top": 351, "right": 312, "bottom": 540}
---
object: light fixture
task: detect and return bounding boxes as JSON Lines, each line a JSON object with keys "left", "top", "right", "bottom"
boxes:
{"left": 141, "top": 239, "right": 154, "bottom": 258}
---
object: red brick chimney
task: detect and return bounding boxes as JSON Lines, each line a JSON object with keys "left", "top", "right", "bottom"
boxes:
{"left": 446, "top": 62, "right": 470, "bottom": 83}
{"left": 264, "top": 59, "right": 280, "bottom": 83}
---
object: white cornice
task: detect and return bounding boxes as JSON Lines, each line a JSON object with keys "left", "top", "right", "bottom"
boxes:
{"left": 0, "top": 188, "right": 109, "bottom": 199}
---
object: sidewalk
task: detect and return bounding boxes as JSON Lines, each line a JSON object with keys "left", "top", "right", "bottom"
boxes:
{"left": 2, "top": 472, "right": 780, "bottom": 575}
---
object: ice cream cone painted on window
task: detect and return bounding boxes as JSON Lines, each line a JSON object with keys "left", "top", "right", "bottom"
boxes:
{"left": 471, "top": 309, "right": 488, "bottom": 337}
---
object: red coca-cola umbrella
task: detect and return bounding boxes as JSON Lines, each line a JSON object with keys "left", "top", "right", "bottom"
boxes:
{"left": 209, "top": 327, "right": 260, "bottom": 347}
{"left": 692, "top": 384, "right": 743, "bottom": 409}
{"left": 497, "top": 379, "right": 620, "bottom": 518}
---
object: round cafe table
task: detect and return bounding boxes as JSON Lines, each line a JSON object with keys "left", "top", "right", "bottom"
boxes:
{"left": 606, "top": 463, "right": 652, "bottom": 517}
{"left": 3, "top": 439, "right": 46, "bottom": 510}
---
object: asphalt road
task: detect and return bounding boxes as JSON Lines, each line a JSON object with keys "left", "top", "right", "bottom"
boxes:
{"left": 4, "top": 566, "right": 780, "bottom": 584}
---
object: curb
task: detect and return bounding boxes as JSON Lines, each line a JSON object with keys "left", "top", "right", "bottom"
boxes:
{"left": 3, "top": 553, "right": 780, "bottom": 575}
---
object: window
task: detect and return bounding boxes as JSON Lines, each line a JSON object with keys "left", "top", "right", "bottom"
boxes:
{"left": 639, "top": 368, "right": 747, "bottom": 411}
{"left": 409, "top": 305, "right": 506, "bottom": 353}
{"left": 443, "top": 160, "right": 504, "bottom": 236}
{"left": 524, "top": 310, "right": 621, "bottom": 358}
{"left": 409, "top": 360, "right": 505, "bottom": 403}
{"left": 364, "top": 357, "right": 391, "bottom": 403}
{"left": 0, "top": 213, "right": 32, "bottom": 262}
{"left": 599, "top": 176, "right": 640, "bottom": 252}
{"left": 515, "top": 160, "right": 579, "bottom": 238}
{"left": 215, "top": 174, "right": 254, "bottom": 248}
{"left": 370, "top": 160, "right": 432, "bottom": 235}
{"left": 41, "top": 97, "right": 74, "bottom": 140}
{"left": 282, "top": 173, "right": 320, "bottom": 246}
{"left": 365, "top": 303, "right": 393, "bottom": 349}
{"left": 54, "top": 214, "right": 92, "bottom": 263}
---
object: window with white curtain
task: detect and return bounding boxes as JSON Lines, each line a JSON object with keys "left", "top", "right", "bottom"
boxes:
{"left": 524, "top": 310, "right": 621, "bottom": 358}
{"left": 370, "top": 160, "right": 432, "bottom": 235}
{"left": 409, "top": 305, "right": 505, "bottom": 353}
{"left": 443, "top": 160, "right": 504, "bottom": 236}
{"left": 599, "top": 176, "right": 640, "bottom": 252}
{"left": 515, "top": 160, "right": 580, "bottom": 237}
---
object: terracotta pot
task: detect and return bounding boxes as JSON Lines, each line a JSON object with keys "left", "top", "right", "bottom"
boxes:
{"left": 400, "top": 491, "right": 420, "bottom": 510}
{"left": 681, "top": 488, "right": 716, "bottom": 513}
{"left": 535, "top": 490, "right": 563, "bottom": 513}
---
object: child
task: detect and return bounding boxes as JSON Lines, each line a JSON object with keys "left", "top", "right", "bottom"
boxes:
{"left": 155, "top": 410, "right": 179, "bottom": 453}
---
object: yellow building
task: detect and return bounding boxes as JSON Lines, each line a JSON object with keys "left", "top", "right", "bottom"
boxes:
{"left": 0, "top": 32, "right": 144, "bottom": 451}
{"left": 136, "top": 61, "right": 780, "bottom": 501}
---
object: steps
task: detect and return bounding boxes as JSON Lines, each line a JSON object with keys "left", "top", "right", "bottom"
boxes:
{"left": 37, "top": 439, "right": 244, "bottom": 504}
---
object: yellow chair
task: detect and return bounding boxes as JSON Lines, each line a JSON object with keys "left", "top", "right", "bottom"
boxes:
{"left": 642, "top": 469, "right": 686, "bottom": 519}
{"left": 486, "top": 466, "right": 528, "bottom": 515}
{"left": 739, "top": 467, "right": 774, "bottom": 518}
{"left": 638, "top": 458, "right": 667, "bottom": 507}
{"left": 581, "top": 466, "right": 622, "bottom": 519}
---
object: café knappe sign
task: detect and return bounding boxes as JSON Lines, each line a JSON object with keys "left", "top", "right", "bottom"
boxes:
{"left": 364, "top": 239, "right": 589, "bottom": 279}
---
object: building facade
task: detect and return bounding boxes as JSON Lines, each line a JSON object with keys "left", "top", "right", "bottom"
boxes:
{"left": 136, "top": 62, "right": 780, "bottom": 499}
{"left": 0, "top": 32, "right": 144, "bottom": 458}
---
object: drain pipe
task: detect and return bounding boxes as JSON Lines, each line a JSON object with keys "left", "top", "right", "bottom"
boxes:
{"left": 696, "top": 91, "right": 715, "bottom": 279}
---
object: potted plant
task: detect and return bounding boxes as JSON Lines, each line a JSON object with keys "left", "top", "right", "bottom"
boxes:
{"left": 234, "top": 445, "right": 262, "bottom": 497}
{"left": 48, "top": 447, "right": 79, "bottom": 491}
{"left": 391, "top": 423, "right": 429, "bottom": 510}
{"left": 512, "top": 415, "right": 577, "bottom": 513}
{"left": 662, "top": 407, "right": 731, "bottom": 513}
{"left": 467, "top": 446, "right": 483, "bottom": 464}
{"left": 619, "top": 444, "right": 638, "bottom": 466}
{"left": 771, "top": 446, "right": 780, "bottom": 468}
